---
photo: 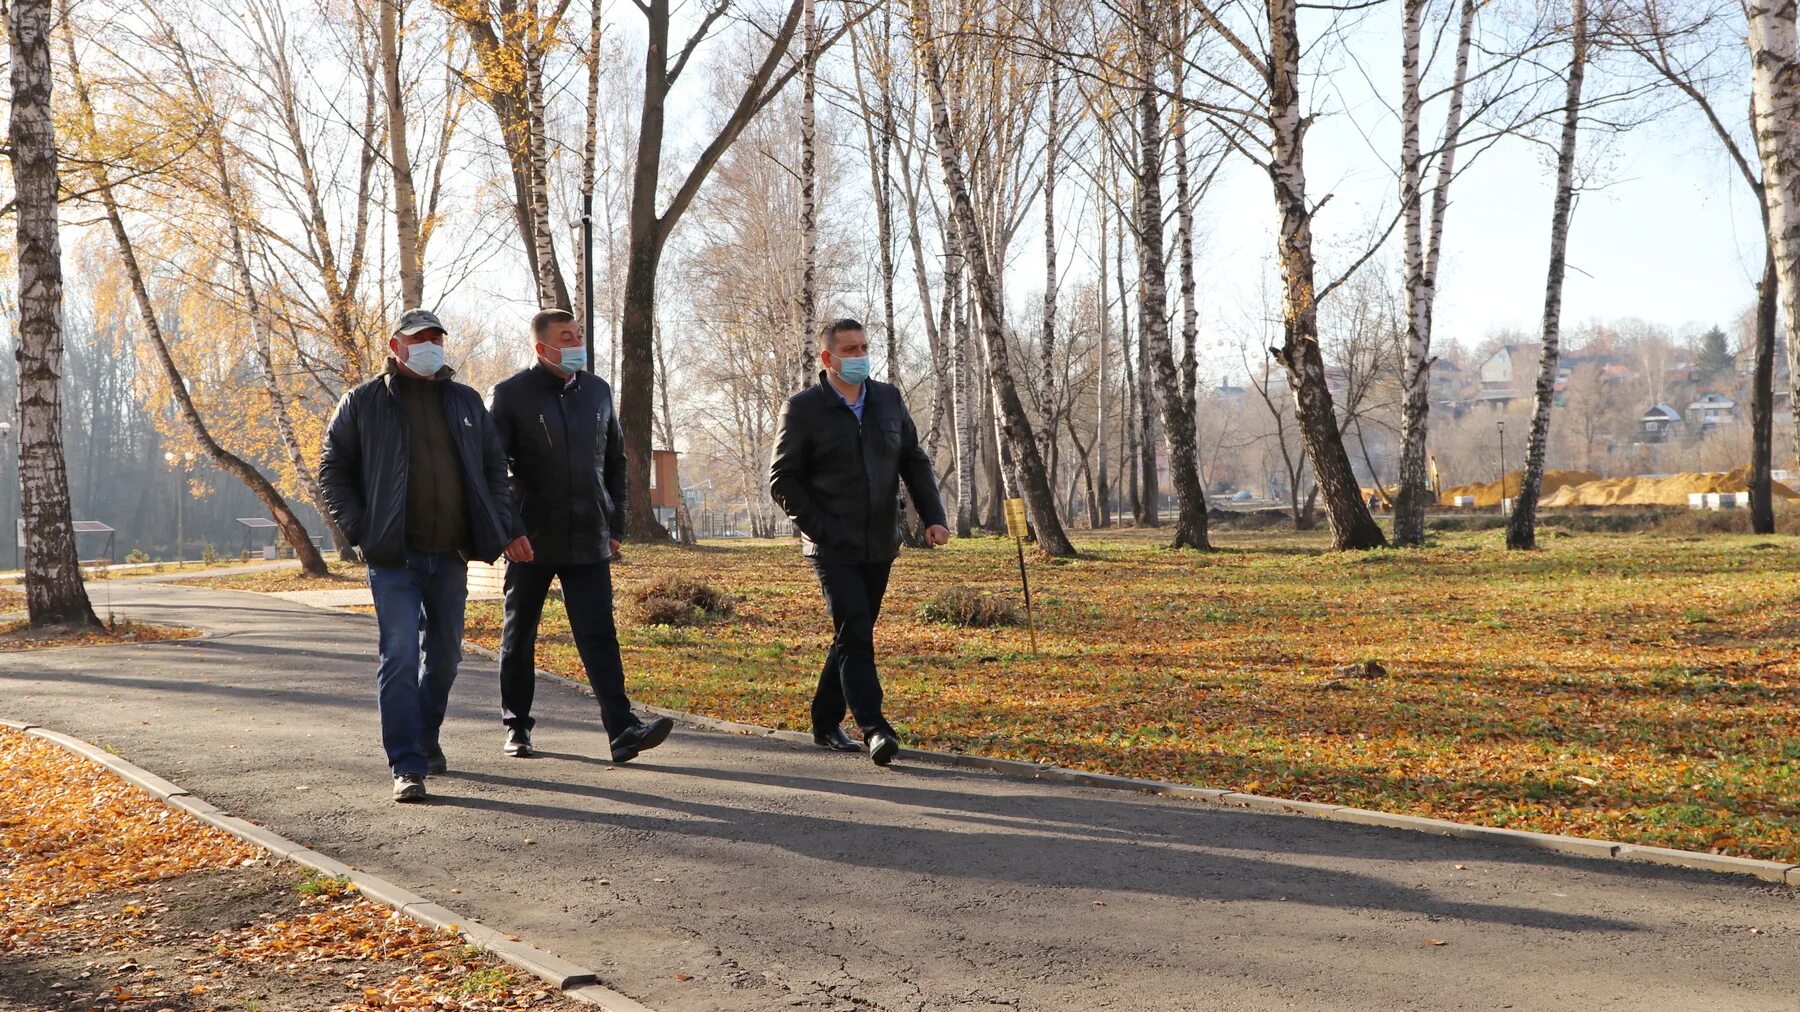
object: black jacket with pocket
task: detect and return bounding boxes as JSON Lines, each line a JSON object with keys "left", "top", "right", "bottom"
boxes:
{"left": 769, "top": 372, "right": 947, "bottom": 563}
{"left": 318, "top": 362, "right": 514, "bottom": 567}
{"left": 488, "top": 363, "right": 628, "bottom": 566}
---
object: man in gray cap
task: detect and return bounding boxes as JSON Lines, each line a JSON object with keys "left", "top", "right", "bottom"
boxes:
{"left": 319, "top": 308, "right": 517, "bottom": 802}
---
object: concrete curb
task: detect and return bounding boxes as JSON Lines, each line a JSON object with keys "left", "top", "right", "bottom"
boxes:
{"left": 462, "top": 648, "right": 1800, "bottom": 889}
{"left": 3, "top": 720, "right": 644, "bottom": 1009}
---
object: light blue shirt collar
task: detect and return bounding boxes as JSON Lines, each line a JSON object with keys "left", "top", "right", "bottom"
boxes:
{"left": 833, "top": 381, "right": 866, "bottom": 422}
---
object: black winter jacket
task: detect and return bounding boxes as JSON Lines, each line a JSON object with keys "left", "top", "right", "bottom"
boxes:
{"left": 318, "top": 363, "right": 514, "bottom": 567}
{"left": 488, "top": 363, "right": 628, "bottom": 565}
{"left": 769, "top": 372, "right": 947, "bottom": 563}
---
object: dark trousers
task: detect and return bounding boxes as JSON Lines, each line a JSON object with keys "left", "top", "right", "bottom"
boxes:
{"left": 499, "top": 560, "right": 637, "bottom": 741}
{"left": 810, "top": 558, "right": 896, "bottom": 739}
{"left": 368, "top": 550, "right": 467, "bottom": 776}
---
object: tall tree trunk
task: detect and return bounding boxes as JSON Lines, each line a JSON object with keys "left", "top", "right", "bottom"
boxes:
{"left": 799, "top": 0, "right": 818, "bottom": 380}
{"left": 1136, "top": 265, "right": 1159, "bottom": 527}
{"left": 9, "top": 0, "right": 99, "bottom": 628}
{"left": 525, "top": 2, "right": 559, "bottom": 309}
{"left": 63, "top": 22, "right": 329, "bottom": 577}
{"left": 949, "top": 225, "right": 976, "bottom": 536}
{"left": 1133, "top": 0, "right": 1209, "bottom": 548}
{"left": 1040, "top": 72, "right": 1060, "bottom": 476}
{"left": 1506, "top": 0, "right": 1587, "bottom": 551}
{"left": 912, "top": 0, "right": 1074, "bottom": 556}
{"left": 382, "top": 0, "right": 424, "bottom": 308}
{"left": 616, "top": 0, "right": 804, "bottom": 539}
{"left": 578, "top": 0, "right": 602, "bottom": 362}
{"left": 1752, "top": 249, "right": 1778, "bottom": 533}
{"left": 1395, "top": 0, "right": 1476, "bottom": 546}
{"left": 1267, "top": 0, "right": 1387, "bottom": 549}
{"left": 1749, "top": 0, "right": 1800, "bottom": 498}
{"left": 1095, "top": 182, "right": 1112, "bottom": 528}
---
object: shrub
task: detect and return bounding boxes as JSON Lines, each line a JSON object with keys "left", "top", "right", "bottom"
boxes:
{"left": 124, "top": 548, "right": 149, "bottom": 565}
{"left": 201, "top": 544, "right": 218, "bottom": 566}
{"left": 631, "top": 576, "right": 734, "bottom": 626}
{"left": 920, "top": 586, "right": 1023, "bottom": 627}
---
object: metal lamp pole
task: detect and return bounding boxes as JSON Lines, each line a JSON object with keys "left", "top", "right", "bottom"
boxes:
{"left": 1497, "top": 420, "right": 1508, "bottom": 515}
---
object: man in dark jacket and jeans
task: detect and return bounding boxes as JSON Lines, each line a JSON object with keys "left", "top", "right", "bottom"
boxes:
{"left": 319, "top": 308, "right": 515, "bottom": 802}
{"left": 488, "top": 309, "right": 674, "bottom": 763}
{"left": 770, "top": 318, "right": 950, "bottom": 766}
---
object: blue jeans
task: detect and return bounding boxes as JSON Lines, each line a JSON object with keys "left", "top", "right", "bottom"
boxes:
{"left": 369, "top": 550, "right": 468, "bottom": 776}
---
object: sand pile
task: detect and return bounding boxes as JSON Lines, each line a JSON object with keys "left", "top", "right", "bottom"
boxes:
{"left": 1439, "top": 470, "right": 1599, "bottom": 508}
{"left": 1539, "top": 466, "right": 1799, "bottom": 507}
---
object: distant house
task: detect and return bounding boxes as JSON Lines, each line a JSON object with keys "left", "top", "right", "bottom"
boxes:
{"left": 1476, "top": 343, "right": 1539, "bottom": 407}
{"left": 1640, "top": 403, "right": 1683, "bottom": 443}
{"left": 1686, "top": 392, "right": 1738, "bottom": 427}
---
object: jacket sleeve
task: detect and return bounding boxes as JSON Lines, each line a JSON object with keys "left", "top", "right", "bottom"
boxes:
{"left": 897, "top": 402, "right": 948, "bottom": 529}
{"left": 486, "top": 383, "right": 526, "bottom": 541}
{"left": 317, "top": 389, "right": 365, "bottom": 544}
{"left": 605, "top": 394, "right": 628, "bottom": 538}
{"left": 477, "top": 399, "right": 519, "bottom": 542}
{"left": 768, "top": 395, "right": 837, "bottom": 544}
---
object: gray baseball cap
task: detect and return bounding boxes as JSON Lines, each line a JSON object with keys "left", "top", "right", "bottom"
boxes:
{"left": 394, "top": 308, "right": 447, "bottom": 336}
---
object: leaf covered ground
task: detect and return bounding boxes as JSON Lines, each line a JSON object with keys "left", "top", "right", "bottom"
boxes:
{"left": 460, "top": 528, "right": 1800, "bottom": 863}
{"left": 174, "top": 560, "right": 365, "bottom": 594}
{"left": 0, "top": 728, "right": 584, "bottom": 1010}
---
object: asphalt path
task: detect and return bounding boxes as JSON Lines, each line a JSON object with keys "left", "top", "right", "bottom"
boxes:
{"left": 1, "top": 581, "right": 1794, "bottom": 1010}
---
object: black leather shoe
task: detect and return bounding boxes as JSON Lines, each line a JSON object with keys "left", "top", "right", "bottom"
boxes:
{"left": 426, "top": 749, "right": 448, "bottom": 776}
{"left": 504, "top": 727, "right": 534, "bottom": 758}
{"left": 610, "top": 716, "right": 674, "bottom": 762}
{"left": 868, "top": 732, "right": 900, "bottom": 767}
{"left": 812, "top": 726, "right": 861, "bottom": 752}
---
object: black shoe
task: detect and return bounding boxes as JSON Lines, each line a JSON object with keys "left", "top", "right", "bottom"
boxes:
{"left": 610, "top": 716, "right": 674, "bottom": 763}
{"left": 868, "top": 732, "right": 900, "bottom": 767}
{"left": 392, "top": 773, "right": 428, "bottom": 802}
{"left": 426, "top": 749, "right": 448, "bottom": 776}
{"left": 812, "top": 725, "right": 861, "bottom": 752}
{"left": 504, "top": 727, "right": 534, "bottom": 758}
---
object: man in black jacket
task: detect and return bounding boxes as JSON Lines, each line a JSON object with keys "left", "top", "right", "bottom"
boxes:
{"left": 769, "top": 318, "right": 950, "bottom": 766}
{"left": 488, "top": 309, "right": 674, "bottom": 763}
{"left": 319, "top": 308, "right": 515, "bottom": 803}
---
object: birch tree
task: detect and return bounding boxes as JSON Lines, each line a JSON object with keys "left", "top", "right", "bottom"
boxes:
{"left": 1747, "top": 0, "right": 1800, "bottom": 521}
{"left": 1507, "top": 0, "right": 1588, "bottom": 550}
{"left": 381, "top": 0, "right": 425, "bottom": 309}
{"left": 1129, "top": 0, "right": 1209, "bottom": 548}
{"left": 7, "top": 0, "right": 100, "bottom": 628}
{"left": 61, "top": 6, "right": 330, "bottom": 576}
{"left": 910, "top": 0, "right": 1075, "bottom": 557}
{"left": 1393, "top": 0, "right": 1478, "bottom": 546}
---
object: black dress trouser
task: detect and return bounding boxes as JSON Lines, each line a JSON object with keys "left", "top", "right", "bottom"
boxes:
{"left": 499, "top": 560, "right": 638, "bottom": 741}
{"left": 809, "top": 557, "right": 896, "bottom": 740}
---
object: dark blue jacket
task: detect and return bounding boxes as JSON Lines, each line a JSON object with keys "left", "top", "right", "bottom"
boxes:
{"left": 318, "top": 362, "right": 514, "bottom": 567}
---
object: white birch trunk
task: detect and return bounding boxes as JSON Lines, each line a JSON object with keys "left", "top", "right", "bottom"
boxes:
{"left": 9, "top": 0, "right": 97, "bottom": 627}
{"left": 382, "top": 0, "right": 424, "bottom": 309}
{"left": 1395, "top": 0, "right": 1476, "bottom": 546}
{"left": 1749, "top": 0, "right": 1800, "bottom": 471}
{"left": 1506, "top": 0, "right": 1587, "bottom": 550}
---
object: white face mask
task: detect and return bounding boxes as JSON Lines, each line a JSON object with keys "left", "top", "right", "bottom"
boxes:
{"left": 402, "top": 339, "right": 445, "bottom": 376}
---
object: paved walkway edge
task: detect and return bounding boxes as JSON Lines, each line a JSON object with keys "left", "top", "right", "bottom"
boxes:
{"left": 0, "top": 717, "right": 654, "bottom": 1012}
{"left": 452, "top": 647, "right": 1800, "bottom": 888}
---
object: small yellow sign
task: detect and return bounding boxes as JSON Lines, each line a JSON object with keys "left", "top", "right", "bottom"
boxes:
{"left": 1004, "top": 498, "right": 1029, "bottom": 540}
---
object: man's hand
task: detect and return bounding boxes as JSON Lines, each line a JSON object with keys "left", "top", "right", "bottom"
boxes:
{"left": 504, "top": 536, "right": 535, "bottom": 563}
{"left": 924, "top": 524, "right": 952, "bottom": 547}
{"left": 608, "top": 537, "right": 622, "bottom": 561}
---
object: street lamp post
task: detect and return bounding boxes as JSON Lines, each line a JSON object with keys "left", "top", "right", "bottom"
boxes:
{"left": 164, "top": 451, "right": 194, "bottom": 566}
{"left": 1497, "top": 420, "right": 1508, "bottom": 516}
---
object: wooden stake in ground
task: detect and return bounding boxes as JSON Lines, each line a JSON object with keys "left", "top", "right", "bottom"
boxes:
{"left": 1004, "top": 497, "right": 1037, "bottom": 653}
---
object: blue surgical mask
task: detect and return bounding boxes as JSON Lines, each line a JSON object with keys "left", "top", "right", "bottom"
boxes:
{"left": 833, "top": 354, "right": 871, "bottom": 385}
{"left": 555, "top": 345, "right": 588, "bottom": 373}
{"left": 403, "top": 339, "right": 445, "bottom": 376}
